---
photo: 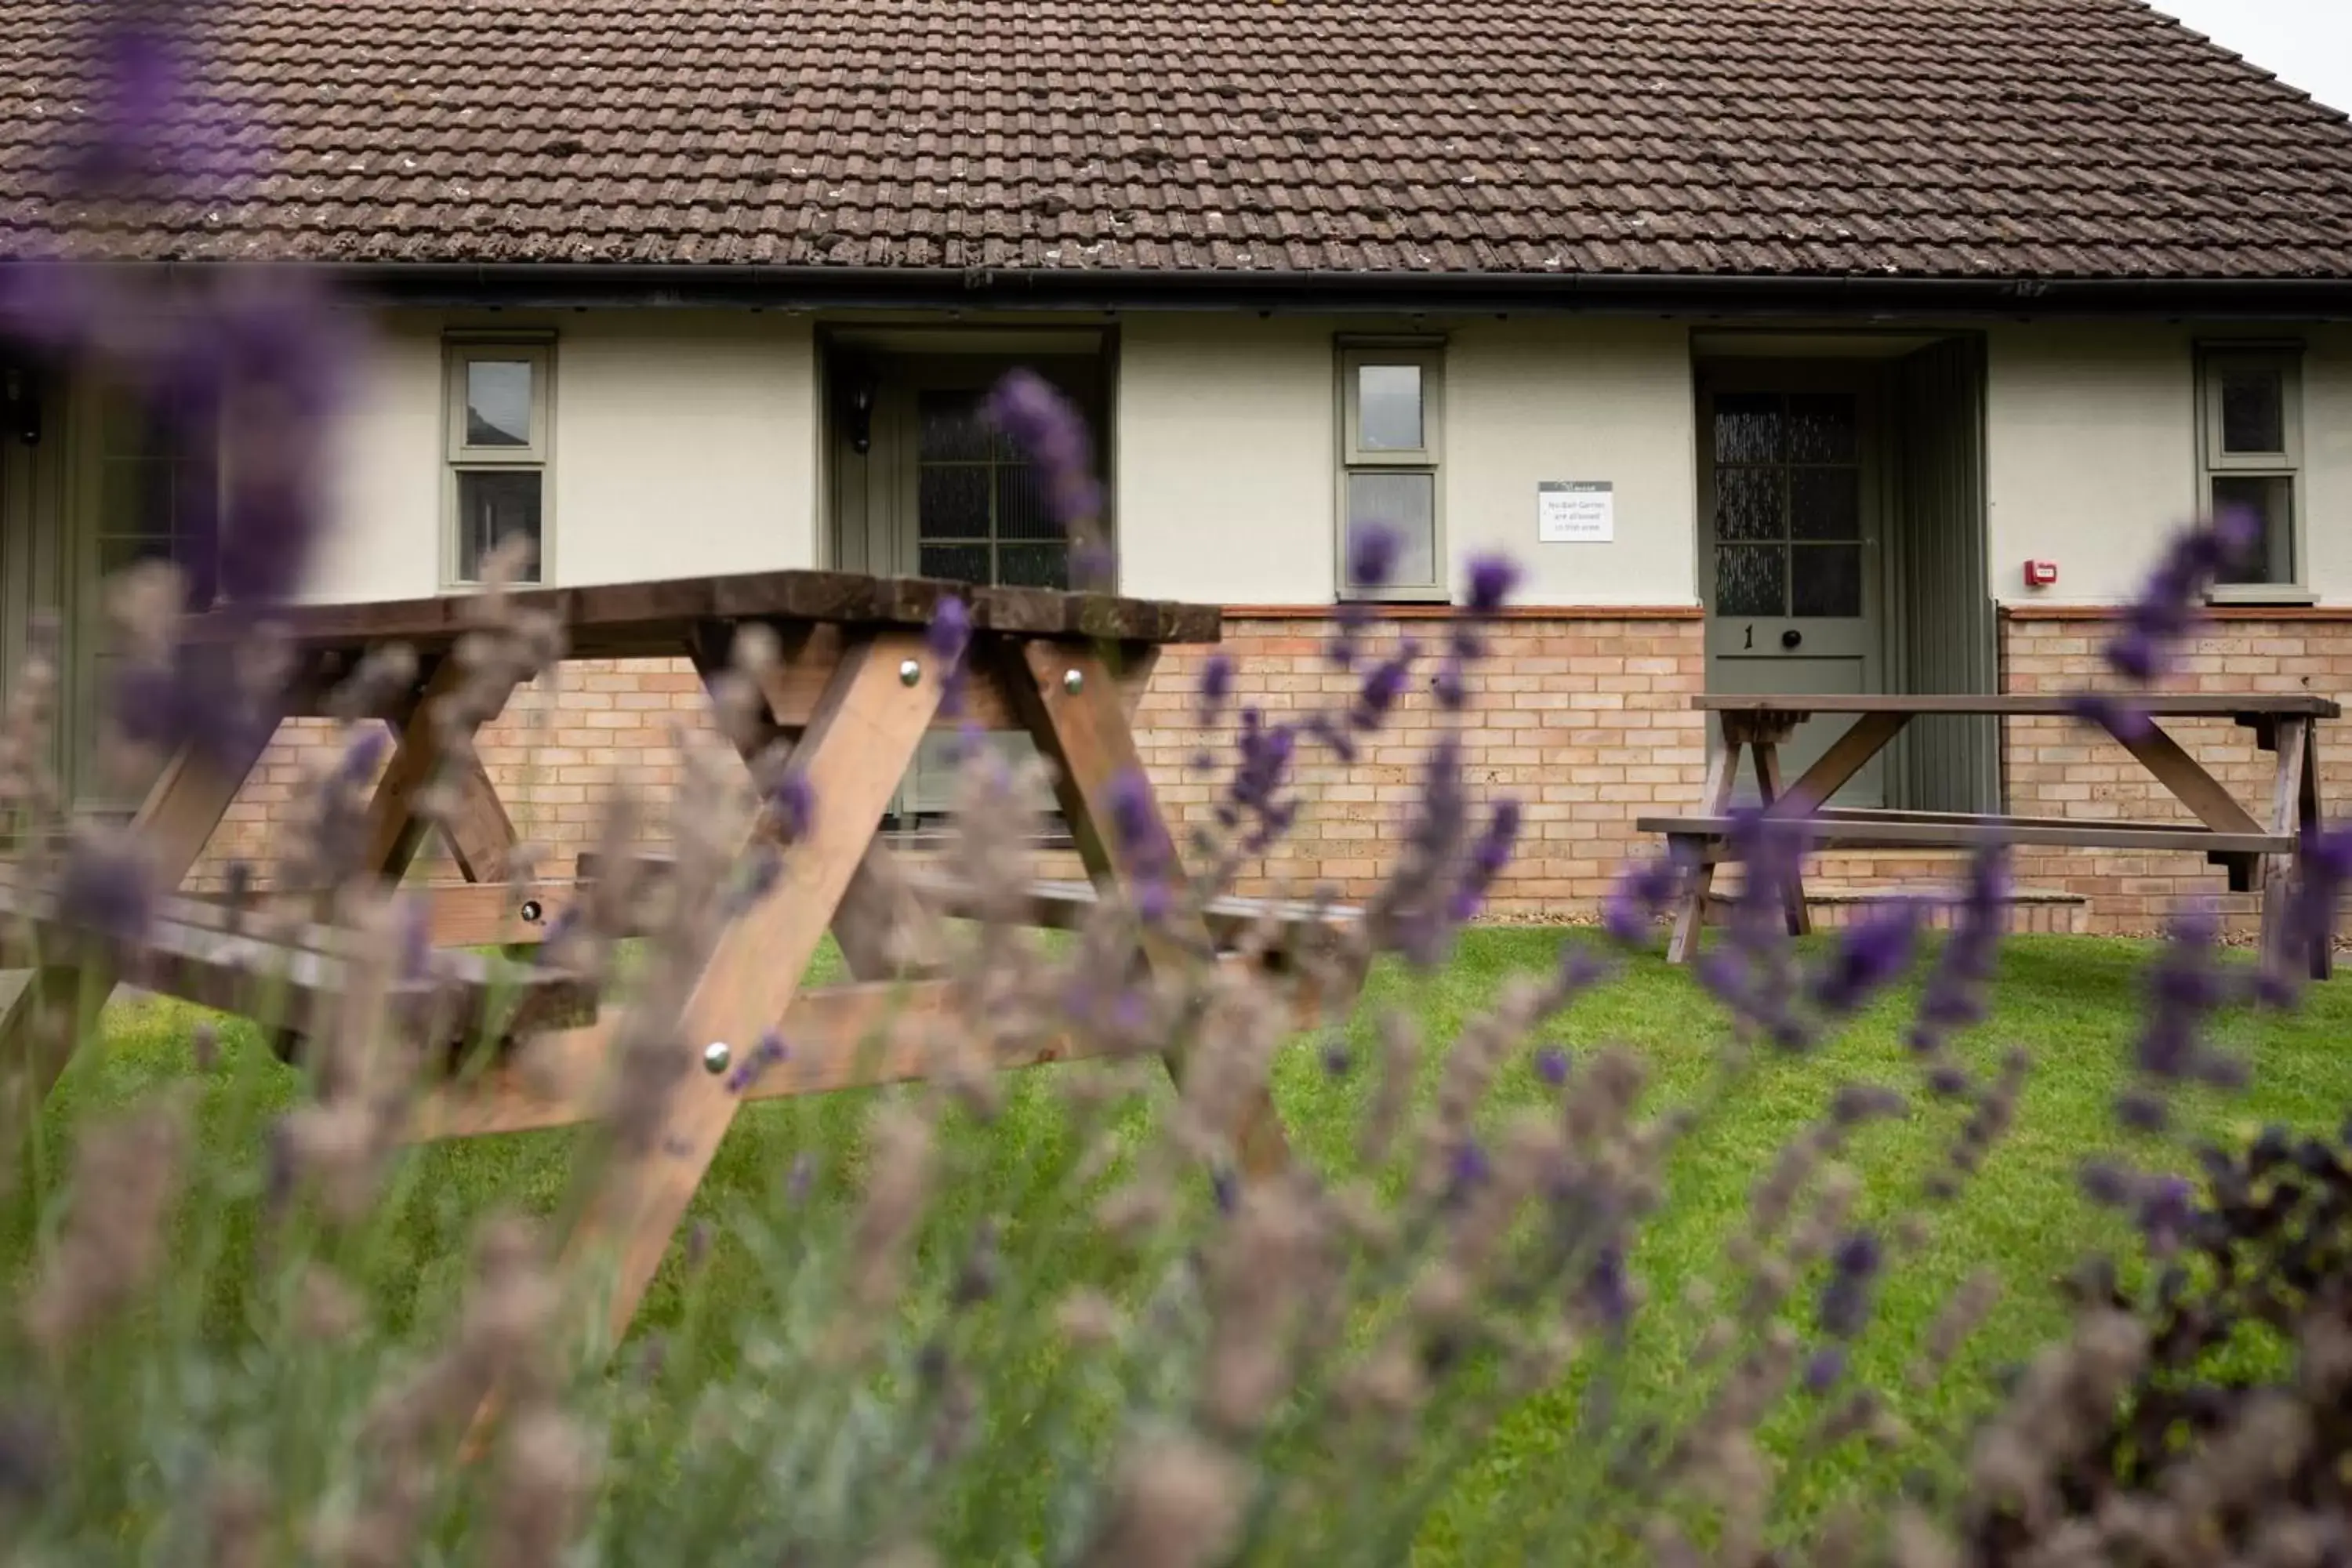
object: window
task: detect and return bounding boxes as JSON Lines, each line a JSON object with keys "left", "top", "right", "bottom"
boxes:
{"left": 913, "top": 387, "right": 1070, "bottom": 590}
{"left": 445, "top": 340, "right": 552, "bottom": 585}
{"left": 1709, "top": 390, "right": 1864, "bottom": 620}
{"left": 1337, "top": 343, "right": 1444, "bottom": 599}
{"left": 2197, "top": 346, "right": 2303, "bottom": 592}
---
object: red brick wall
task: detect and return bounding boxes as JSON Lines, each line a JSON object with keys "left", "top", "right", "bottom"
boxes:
{"left": 187, "top": 612, "right": 1711, "bottom": 919}
{"left": 1999, "top": 610, "right": 2352, "bottom": 937}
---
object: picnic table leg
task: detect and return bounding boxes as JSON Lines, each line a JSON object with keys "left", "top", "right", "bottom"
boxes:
{"left": 1666, "top": 731, "right": 1744, "bottom": 965}
{"left": 0, "top": 710, "right": 285, "bottom": 1102}
{"left": 2301, "top": 724, "right": 2332, "bottom": 981}
{"left": 561, "top": 628, "right": 946, "bottom": 1349}
{"left": 359, "top": 656, "right": 521, "bottom": 894}
{"left": 730, "top": 655, "right": 950, "bottom": 983}
{"left": 2256, "top": 717, "right": 2309, "bottom": 982}
{"left": 1000, "top": 638, "right": 1292, "bottom": 1179}
{"left": 1749, "top": 740, "right": 1813, "bottom": 938}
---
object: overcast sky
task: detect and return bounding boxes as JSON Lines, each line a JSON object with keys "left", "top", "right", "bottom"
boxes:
{"left": 2143, "top": 0, "right": 2352, "bottom": 114}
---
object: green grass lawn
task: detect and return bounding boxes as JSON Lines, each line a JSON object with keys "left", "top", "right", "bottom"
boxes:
{"left": 27, "top": 926, "right": 2352, "bottom": 1559}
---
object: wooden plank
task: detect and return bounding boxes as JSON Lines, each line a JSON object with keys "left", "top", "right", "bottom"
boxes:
{"left": 1693, "top": 692, "right": 2340, "bottom": 719}
{"left": 1751, "top": 741, "right": 1813, "bottom": 937}
{"left": 2300, "top": 725, "right": 2333, "bottom": 982}
{"left": 0, "top": 882, "right": 596, "bottom": 1052}
{"left": 1667, "top": 737, "right": 1742, "bottom": 964}
{"left": 407, "top": 953, "right": 1291, "bottom": 1142}
{"left": 895, "top": 869, "right": 1361, "bottom": 950}
{"left": 1771, "top": 710, "right": 1911, "bottom": 818}
{"left": 1635, "top": 814, "right": 2292, "bottom": 855}
{"left": 557, "top": 627, "right": 946, "bottom": 1356}
{"left": 2262, "top": 717, "right": 2311, "bottom": 980}
{"left": 2088, "top": 713, "right": 2267, "bottom": 838}
{"left": 361, "top": 655, "right": 521, "bottom": 887}
{"left": 180, "top": 571, "right": 1225, "bottom": 655}
{"left": 998, "top": 638, "right": 1296, "bottom": 1178}
{"left": 0, "top": 692, "right": 292, "bottom": 1101}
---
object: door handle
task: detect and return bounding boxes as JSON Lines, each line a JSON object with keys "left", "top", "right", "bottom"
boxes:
{"left": 1780, "top": 629, "right": 1802, "bottom": 650}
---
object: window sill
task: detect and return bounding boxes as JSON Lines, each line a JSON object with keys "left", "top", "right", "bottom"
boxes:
{"left": 2205, "top": 584, "right": 2318, "bottom": 608}
{"left": 1335, "top": 592, "right": 1451, "bottom": 608}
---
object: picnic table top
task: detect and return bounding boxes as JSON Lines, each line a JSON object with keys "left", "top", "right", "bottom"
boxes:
{"left": 177, "top": 570, "right": 1222, "bottom": 656}
{"left": 1697, "top": 691, "right": 2341, "bottom": 719}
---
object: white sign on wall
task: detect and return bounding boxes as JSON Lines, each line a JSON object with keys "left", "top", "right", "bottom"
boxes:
{"left": 1538, "top": 480, "right": 1614, "bottom": 543}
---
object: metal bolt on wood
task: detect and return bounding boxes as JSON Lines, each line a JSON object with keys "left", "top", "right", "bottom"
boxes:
{"left": 702, "top": 1040, "right": 732, "bottom": 1075}
{"left": 1063, "top": 668, "right": 1085, "bottom": 695}
{"left": 898, "top": 659, "right": 922, "bottom": 687}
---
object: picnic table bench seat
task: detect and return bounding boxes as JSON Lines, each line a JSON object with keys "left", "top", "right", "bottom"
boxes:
{"left": 570, "top": 849, "right": 1366, "bottom": 971}
{"left": 0, "top": 869, "right": 597, "bottom": 1065}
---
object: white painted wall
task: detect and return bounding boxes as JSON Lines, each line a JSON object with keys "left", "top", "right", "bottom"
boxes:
{"left": 1986, "top": 321, "right": 2352, "bottom": 605}
{"left": 303, "top": 305, "right": 2352, "bottom": 616}
{"left": 1442, "top": 318, "right": 1697, "bottom": 607}
{"left": 1112, "top": 316, "right": 1338, "bottom": 604}
{"left": 1112, "top": 314, "right": 1700, "bottom": 607}
{"left": 302, "top": 308, "right": 821, "bottom": 602}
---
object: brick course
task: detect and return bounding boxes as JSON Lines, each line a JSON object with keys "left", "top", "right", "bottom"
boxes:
{"left": 180, "top": 609, "right": 2346, "bottom": 937}
{"left": 187, "top": 613, "right": 1711, "bottom": 918}
{"left": 1999, "top": 612, "right": 2352, "bottom": 937}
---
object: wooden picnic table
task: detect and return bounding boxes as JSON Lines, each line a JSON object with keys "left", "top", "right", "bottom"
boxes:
{"left": 1636, "top": 691, "right": 2340, "bottom": 975}
{"left": 0, "top": 568, "right": 1365, "bottom": 1363}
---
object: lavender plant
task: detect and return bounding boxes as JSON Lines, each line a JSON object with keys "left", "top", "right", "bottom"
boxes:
{"left": 2, "top": 7, "right": 2350, "bottom": 1567}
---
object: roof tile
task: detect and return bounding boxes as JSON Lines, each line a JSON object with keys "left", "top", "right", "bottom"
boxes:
{"left": 5, "top": 0, "right": 2352, "bottom": 278}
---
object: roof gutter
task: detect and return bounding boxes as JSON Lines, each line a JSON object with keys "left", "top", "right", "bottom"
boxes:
{"left": 326, "top": 262, "right": 2352, "bottom": 321}
{"left": 32, "top": 259, "right": 2352, "bottom": 321}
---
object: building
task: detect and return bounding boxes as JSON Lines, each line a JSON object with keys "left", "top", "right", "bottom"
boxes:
{"left": 5, "top": 0, "right": 2352, "bottom": 932}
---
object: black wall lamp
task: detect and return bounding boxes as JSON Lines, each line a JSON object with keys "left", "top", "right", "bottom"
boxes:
{"left": 840, "top": 364, "right": 877, "bottom": 454}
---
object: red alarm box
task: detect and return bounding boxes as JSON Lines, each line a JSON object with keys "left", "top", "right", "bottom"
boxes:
{"left": 2024, "top": 560, "right": 2058, "bottom": 588}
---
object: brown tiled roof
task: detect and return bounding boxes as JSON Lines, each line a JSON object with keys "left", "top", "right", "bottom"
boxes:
{"left": 5, "top": 0, "right": 2352, "bottom": 280}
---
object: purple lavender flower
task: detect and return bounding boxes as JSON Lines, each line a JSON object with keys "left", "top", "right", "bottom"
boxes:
{"left": 927, "top": 593, "right": 971, "bottom": 667}
{"left": 1817, "top": 1231, "right": 1882, "bottom": 1338}
{"left": 1196, "top": 652, "right": 1233, "bottom": 726}
{"left": 727, "top": 1031, "right": 789, "bottom": 1094}
{"left": 1534, "top": 1045, "right": 1570, "bottom": 1087}
{"left": 1809, "top": 899, "right": 1922, "bottom": 1017}
{"left": 1347, "top": 522, "right": 1400, "bottom": 591}
{"left": 54, "top": 839, "right": 155, "bottom": 944}
{"left": 1448, "top": 798, "right": 1523, "bottom": 924}
{"left": 2099, "top": 511, "right": 2261, "bottom": 685}
{"left": 1222, "top": 709, "right": 1298, "bottom": 849}
{"left": 769, "top": 773, "right": 815, "bottom": 843}
{"left": 982, "top": 369, "right": 1102, "bottom": 534}
{"left": 1464, "top": 553, "right": 1522, "bottom": 615}
{"left": 335, "top": 728, "right": 389, "bottom": 786}
{"left": 73, "top": 11, "right": 188, "bottom": 188}
{"left": 1320, "top": 1040, "right": 1352, "bottom": 1077}
{"left": 1908, "top": 845, "right": 2007, "bottom": 1053}
{"left": 2137, "top": 1174, "right": 2196, "bottom": 1252}
{"left": 1602, "top": 854, "right": 1685, "bottom": 946}
{"left": 1444, "top": 1140, "right": 1492, "bottom": 1204}
{"left": 1803, "top": 1345, "right": 1848, "bottom": 1396}
{"left": 1352, "top": 641, "right": 1417, "bottom": 731}
{"left": 1211, "top": 1167, "right": 1239, "bottom": 1215}
{"left": 1585, "top": 1243, "right": 1632, "bottom": 1329}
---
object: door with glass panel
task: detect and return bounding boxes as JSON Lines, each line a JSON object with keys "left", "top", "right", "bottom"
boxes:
{"left": 1698, "top": 365, "right": 1885, "bottom": 809}
{"left": 70, "top": 376, "right": 220, "bottom": 816}
{"left": 894, "top": 360, "right": 1102, "bottom": 822}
